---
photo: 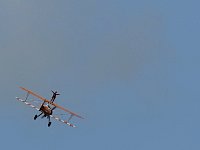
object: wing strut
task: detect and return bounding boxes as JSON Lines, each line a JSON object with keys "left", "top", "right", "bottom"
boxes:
{"left": 68, "top": 114, "right": 74, "bottom": 122}
{"left": 25, "top": 92, "right": 30, "bottom": 101}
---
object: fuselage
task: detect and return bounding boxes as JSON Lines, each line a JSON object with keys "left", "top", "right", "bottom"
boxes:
{"left": 40, "top": 105, "right": 52, "bottom": 116}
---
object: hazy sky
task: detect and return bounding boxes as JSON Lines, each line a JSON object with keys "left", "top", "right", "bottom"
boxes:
{"left": 0, "top": 0, "right": 200, "bottom": 150}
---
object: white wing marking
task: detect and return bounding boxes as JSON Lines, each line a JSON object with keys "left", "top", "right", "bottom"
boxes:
{"left": 50, "top": 115, "right": 76, "bottom": 127}
{"left": 16, "top": 97, "right": 39, "bottom": 111}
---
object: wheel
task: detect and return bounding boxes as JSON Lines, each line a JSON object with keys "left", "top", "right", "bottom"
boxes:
{"left": 34, "top": 115, "right": 37, "bottom": 120}
{"left": 48, "top": 122, "right": 51, "bottom": 127}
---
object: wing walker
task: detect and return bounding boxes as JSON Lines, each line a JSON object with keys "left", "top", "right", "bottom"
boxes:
{"left": 16, "top": 87, "right": 84, "bottom": 127}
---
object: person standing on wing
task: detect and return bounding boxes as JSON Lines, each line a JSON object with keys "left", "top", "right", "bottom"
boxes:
{"left": 50, "top": 90, "right": 60, "bottom": 103}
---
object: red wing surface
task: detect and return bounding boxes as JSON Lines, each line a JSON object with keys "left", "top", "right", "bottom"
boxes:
{"left": 20, "top": 87, "right": 49, "bottom": 102}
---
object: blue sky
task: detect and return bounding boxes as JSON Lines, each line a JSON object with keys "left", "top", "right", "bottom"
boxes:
{"left": 0, "top": 0, "right": 200, "bottom": 150}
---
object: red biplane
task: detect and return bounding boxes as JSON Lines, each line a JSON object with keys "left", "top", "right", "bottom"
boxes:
{"left": 16, "top": 87, "right": 84, "bottom": 127}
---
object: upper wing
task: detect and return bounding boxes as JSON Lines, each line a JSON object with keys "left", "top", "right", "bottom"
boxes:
{"left": 20, "top": 87, "right": 49, "bottom": 102}
{"left": 19, "top": 87, "right": 84, "bottom": 119}
{"left": 50, "top": 101, "right": 84, "bottom": 119}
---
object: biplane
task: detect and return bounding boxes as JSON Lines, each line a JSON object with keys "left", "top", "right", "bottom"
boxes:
{"left": 16, "top": 87, "right": 84, "bottom": 127}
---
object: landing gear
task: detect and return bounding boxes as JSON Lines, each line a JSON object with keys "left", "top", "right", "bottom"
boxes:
{"left": 47, "top": 116, "right": 51, "bottom": 127}
{"left": 48, "top": 122, "right": 51, "bottom": 127}
{"left": 34, "top": 115, "right": 37, "bottom": 120}
{"left": 34, "top": 112, "right": 43, "bottom": 120}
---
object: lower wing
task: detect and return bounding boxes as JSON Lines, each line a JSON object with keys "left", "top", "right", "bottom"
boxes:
{"left": 16, "top": 97, "right": 40, "bottom": 111}
{"left": 50, "top": 115, "right": 76, "bottom": 127}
